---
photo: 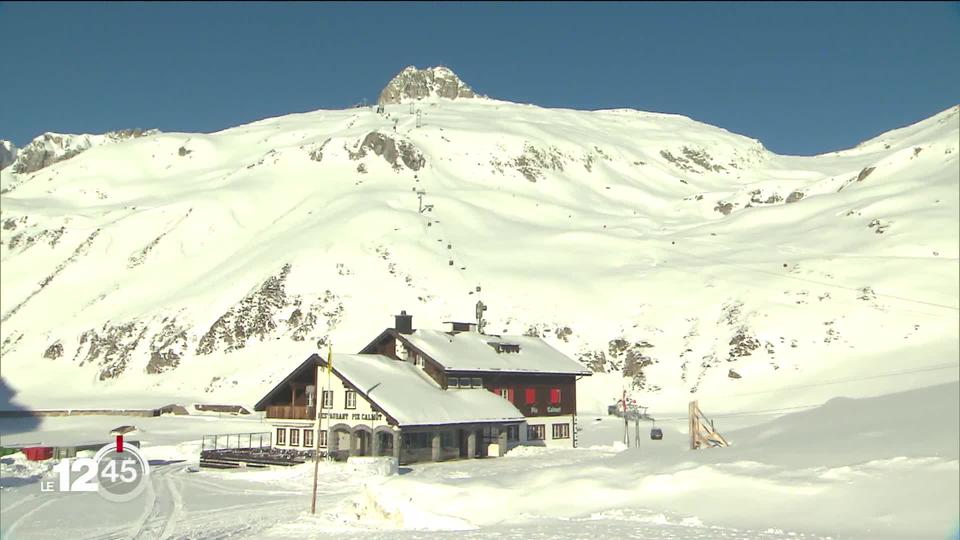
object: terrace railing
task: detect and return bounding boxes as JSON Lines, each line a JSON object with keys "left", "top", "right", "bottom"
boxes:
{"left": 201, "top": 432, "right": 272, "bottom": 452}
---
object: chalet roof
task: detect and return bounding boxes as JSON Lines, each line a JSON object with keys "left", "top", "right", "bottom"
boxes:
{"left": 326, "top": 354, "right": 525, "bottom": 427}
{"left": 254, "top": 352, "right": 527, "bottom": 426}
{"left": 398, "top": 329, "right": 592, "bottom": 375}
{"left": 253, "top": 354, "right": 317, "bottom": 412}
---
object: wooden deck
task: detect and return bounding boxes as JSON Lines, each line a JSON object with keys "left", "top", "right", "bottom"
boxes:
{"left": 265, "top": 405, "right": 315, "bottom": 420}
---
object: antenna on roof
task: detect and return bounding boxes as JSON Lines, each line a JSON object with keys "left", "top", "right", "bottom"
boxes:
{"left": 476, "top": 300, "right": 487, "bottom": 334}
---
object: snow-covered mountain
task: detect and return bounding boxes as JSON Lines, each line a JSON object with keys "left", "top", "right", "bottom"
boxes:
{"left": 1, "top": 66, "right": 957, "bottom": 411}
{"left": 0, "top": 129, "right": 157, "bottom": 191}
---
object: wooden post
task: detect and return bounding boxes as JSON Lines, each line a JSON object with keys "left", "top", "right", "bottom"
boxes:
{"left": 689, "top": 400, "right": 729, "bottom": 450}
{"left": 310, "top": 370, "right": 322, "bottom": 514}
{"left": 689, "top": 400, "right": 698, "bottom": 450}
{"left": 311, "top": 354, "right": 333, "bottom": 514}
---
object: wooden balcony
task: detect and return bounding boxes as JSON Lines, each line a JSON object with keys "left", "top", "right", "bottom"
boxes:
{"left": 266, "top": 405, "right": 316, "bottom": 420}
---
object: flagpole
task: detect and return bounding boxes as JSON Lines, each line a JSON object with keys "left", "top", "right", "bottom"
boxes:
{"left": 311, "top": 345, "right": 333, "bottom": 514}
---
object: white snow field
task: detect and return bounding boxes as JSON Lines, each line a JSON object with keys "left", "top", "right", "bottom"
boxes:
{"left": 1, "top": 68, "right": 958, "bottom": 538}
{"left": 0, "top": 85, "right": 956, "bottom": 412}
{"left": 0, "top": 381, "right": 957, "bottom": 539}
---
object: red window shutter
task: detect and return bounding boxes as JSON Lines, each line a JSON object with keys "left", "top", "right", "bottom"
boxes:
{"left": 490, "top": 387, "right": 500, "bottom": 395}
{"left": 525, "top": 388, "right": 536, "bottom": 405}
{"left": 550, "top": 388, "right": 561, "bottom": 405}
{"left": 507, "top": 388, "right": 515, "bottom": 403}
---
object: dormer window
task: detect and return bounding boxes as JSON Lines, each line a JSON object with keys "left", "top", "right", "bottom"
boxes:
{"left": 446, "top": 321, "right": 478, "bottom": 333}
{"left": 488, "top": 342, "right": 520, "bottom": 354}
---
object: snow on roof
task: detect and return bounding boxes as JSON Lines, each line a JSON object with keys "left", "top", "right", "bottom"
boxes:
{"left": 331, "top": 354, "right": 525, "bottom": 427}
{"left": 399, "top": 330, "right": 592, "bottom": 375}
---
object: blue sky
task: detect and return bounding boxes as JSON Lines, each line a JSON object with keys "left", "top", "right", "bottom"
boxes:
{"left": 1, "top": 2, "right": 958, "bottom": 155}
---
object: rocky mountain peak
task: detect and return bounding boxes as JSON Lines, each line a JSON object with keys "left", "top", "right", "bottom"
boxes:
{"left": 378, "top": 65, "right": 479, "bottom": 105}
{"left": 0, "top": 140, "right": 17, "bottom": 171}
{"left": 3, "top": 129, "right": 157, "bottom": 175}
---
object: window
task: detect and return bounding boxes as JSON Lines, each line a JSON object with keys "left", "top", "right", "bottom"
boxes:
{"left": 289, "top": 428, "right": 300, "bottom": 446}
{"left": 345, "top": 390, "right": 356, "bottom": 409}
{"left": 550, "top": 388, "right": 561, "bottom": 405}
{"left": 500, "top": 388, "right": 515, "bottom": 403}
{"left": 414, "top": 354, "right": 424, "bottom": 367}
{"left": 525, "top": 388, "right": 537, "bottom": 405}
{"left": 440, "top": 430, "right": 455, "bottom": 448}
{"left": 322, "top": 390, "right": 333, "bottom": 409}
{"left": 506, "top": 425, "right": 520, "bottom": 442}
{"left": 402, "top": 432, "right": 432, "bottom": 449}
{"left": 528, "top": 424, "right": 545, "bottom": 440}
{"left": 552, "top": 423, "right": 570, "bottom": 439}
{"left": 448, "top": 377, "right": 459, "bottom": 389}
{"left": 276, "top": 428, "right": 286, "bottom": 445}
{"left": 319, "top": 430, "right": 328, "bottom": 448}
{"left": 303, "top": 429, "right": 314, "bottom": 448}
{"left": 472, "top": 377, "right": 482, "bottom": 388}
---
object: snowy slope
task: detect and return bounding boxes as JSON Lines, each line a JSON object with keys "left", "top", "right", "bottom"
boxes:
{"left": 1, "top": 381, "right": 956, "bottom": 539}
{"left": 0, "top": 67, "right": 957, "bottom": 412}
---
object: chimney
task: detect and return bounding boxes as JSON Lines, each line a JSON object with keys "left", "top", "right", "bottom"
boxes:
{"left": 395, "top": 310, "right": 413, "bottom": 334}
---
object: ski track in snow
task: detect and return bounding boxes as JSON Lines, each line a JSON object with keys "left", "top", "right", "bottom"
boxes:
{"left": 2, "top": 381, "right": 956, "bottom": 540}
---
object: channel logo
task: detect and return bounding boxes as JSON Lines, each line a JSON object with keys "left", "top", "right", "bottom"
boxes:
{"left": 43, "top": 437, "right": 151, "bottom": 503}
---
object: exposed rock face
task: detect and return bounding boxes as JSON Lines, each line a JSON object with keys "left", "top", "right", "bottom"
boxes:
{"left": 196, "top": 264, "right": 293, "bottom": 355}
{"left": 856, "top": 166, "right": 876, "bottom": 182}
{"left": 728, "top": 330, "right": 761, "bottom": 361}
{"left": 6, "top": 225, "right": 66, "bottom": 252}
{"left": 349, "top": 132, "right": 425, "bottom": 171}
{"left": 785, "top": 191, "right": 805, "bottom": 204}
{"left": 196, "top": 264, "right": 344, "bottom": 355}
{"left": 714, "top": 201, "right": 735, "bottom": 215}
{"left": 0, "top": 140, "right": 17, "bottom": 170}
{"left": 491, "top": 143, "right": 567, "bottom": 182}
{"left": 73, "top": 321, "right": 149, "bottom": 380}
{"left": 661, "top": 147, "right": 725, "bottom": 173}
{"left": 146, "top": 318, "right": 190, "bottom": 374}
{"left": 9, "top": 129, "right": 156, "bottom": 175}
{"left": 378, "top": 66, "right": 478, "bottom": 105}
{"left": 43, "top": 341, "right": 63, "bottom": 360}
{"left": 749, "top": 189, "right": 783, "bottom": 205}
{"left": 12, "top": 133, "right": 88, "bottom": 174}
{"left": 579, "top": 338, "right": 658, "bottom": 390}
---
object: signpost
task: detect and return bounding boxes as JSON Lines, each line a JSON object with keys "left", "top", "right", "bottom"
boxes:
{"left": 311, "top": 346, "right": 333, "bottom": 514}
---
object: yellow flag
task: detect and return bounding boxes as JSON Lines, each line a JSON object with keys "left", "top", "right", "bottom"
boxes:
{"left": 327, "top": 345, "right": 333, "bottom": 374}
